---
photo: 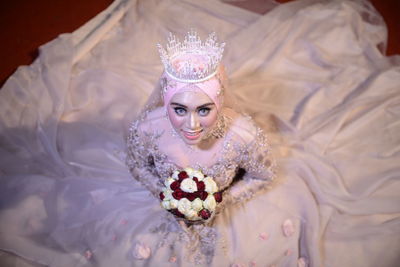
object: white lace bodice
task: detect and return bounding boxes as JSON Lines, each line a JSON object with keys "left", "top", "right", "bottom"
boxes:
{"left": 126, "top": 108, "right": 276, "bottom": 204}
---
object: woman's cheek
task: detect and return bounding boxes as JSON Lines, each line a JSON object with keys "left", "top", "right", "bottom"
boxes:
{"left": 201, "top": 111, "right": 218, "bottom": 128}
{"left": 167, "top": 108, "right": 184, "bottom": 129}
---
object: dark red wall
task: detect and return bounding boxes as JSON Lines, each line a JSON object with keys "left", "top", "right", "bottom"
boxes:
{"left": 1, "top": 0, "right": 398, "bottom": 86}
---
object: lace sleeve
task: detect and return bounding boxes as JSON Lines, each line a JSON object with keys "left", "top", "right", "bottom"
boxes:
{"left": 225, "top": 125, "right": 276, "bottom": 204}
{"left": 126, "top": 120, "right": 163, "bottom": 198}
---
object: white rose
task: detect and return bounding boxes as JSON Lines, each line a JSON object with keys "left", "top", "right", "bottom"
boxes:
{"left": 164, "top": 177, "right": 175, "bottom": 187}
{"left": 192, "top": 170, "right": 204, "bottom": 180}
{"left": 171, "top": 171, "right": 180, "bottom": 180}
{"left": 191, "top": 198, "right": 203, "bottom": 211}
{"left": 184, "top": 167, "right": 195, "bottom": 177}
{"left": 177, "top": 198, "right": 191, "bottom": 214}
{"left": 163, "top": 189, "right": 173, "bottom": 200}
{"left": 180, "top": 178, "right": 197, "bottom": 193}
{"left": 203, "top": 195, "right": 217, "bottom": 211}
{"left": 161, "top": 200, "right": 171, "bottom": 210}
{"left": 170, "top": 199, "right": 179, "bottom": 209}
{"left": 185, "top": 208, "right": 199, "bottom": 220}
{"left": 203, "top": 177, "right": 218, "bottom": 194}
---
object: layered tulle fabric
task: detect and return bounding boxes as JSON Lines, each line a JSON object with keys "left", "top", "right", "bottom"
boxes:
{"left": 0, "top": 0, "right": 399, "bottom": 266}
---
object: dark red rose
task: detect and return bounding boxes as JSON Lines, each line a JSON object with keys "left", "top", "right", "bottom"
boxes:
{"left": 171, "top": 209, "right": 185, "bottom": 218}
{"left": 198, "top": 191, "right": 208, "bottom": 201}
{"left": 186, "top": 193, "right": 197, "bottom": 201}
{"left": 196, "top": 181, "right": 205, "bottom": 191}
{"left": 214, "top": 192, "right": 223, "bottom": 203}
{"left": 198, "top": 209, "right": 211, "bottom": 220}
{"left": 176, "top": 188, "right": 185, "bottom": 194}
{"left": 159, "top": 192, "right": 165, "bottom": 200}
{"left": 172, "top": 190, "right": 185, "bottom": 200}
{"left": 193, "top": 177, "right": 198, "bottom": 182}
{"left": 170, "top": 180, "right": 181, "bottom": 191}
{"left": 178, "top": 171, "right": 188, "bottom": 180}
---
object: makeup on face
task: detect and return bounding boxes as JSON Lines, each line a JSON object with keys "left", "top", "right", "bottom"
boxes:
{"left": 162, "top": 72, "right": 223, "bottom": 112}
{"left": 167, "top": 91, "right": 218, "bottom": 145}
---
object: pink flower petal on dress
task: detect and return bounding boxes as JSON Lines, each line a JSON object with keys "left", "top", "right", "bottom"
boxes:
{"left": 250, "top": 260, "right": 256, "bottom": 266}
{"left": 132, "top": 243, "right": 151, "bottom": 260}
{"left": 231, "top": 263, "right": 246, "bottom": 267}
{"left": 259, "top": 232, "right": 269, "bottom": 240}
{"left": 120, "top": 219, "right": 128, "bottom": 225}
{"left": 85, "top": 250, "right": 92, "bottom": 260}
{"left": 169, "top": 256, "right": 177, "bottom": 263}
{"left": 297, "top": 257, "right": 308, "bottom": 267}
{"left": 282, "top": 219, "right": 295, "bottom": 237}
{"left": 285, "top": 249, "right": 293, "bottom": 256}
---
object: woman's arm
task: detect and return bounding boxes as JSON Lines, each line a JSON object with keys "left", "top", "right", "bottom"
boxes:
{"left": 126, "top": 120, "right": 162, "bottom": 198}
{"left": 225, "top": 121, "right": 276, "bottom": 204}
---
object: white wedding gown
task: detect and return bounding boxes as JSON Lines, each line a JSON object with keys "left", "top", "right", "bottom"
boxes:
{"left": 0, "top": 0, "right": 399, "bottom": 266}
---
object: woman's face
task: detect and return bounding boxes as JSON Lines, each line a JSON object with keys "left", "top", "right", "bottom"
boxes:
{"left": 167, "top": 90, "right": 218, "bottom": 145}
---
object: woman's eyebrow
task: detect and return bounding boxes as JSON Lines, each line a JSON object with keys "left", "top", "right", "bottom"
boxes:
{"left": 197, "top": 103, "right": 215, "bottom": 109}
{"left": 170, "top": 103, "right": 215, "bottom": 109}
{"left": 170, "top": 102, "right": 187, "bottom": 108}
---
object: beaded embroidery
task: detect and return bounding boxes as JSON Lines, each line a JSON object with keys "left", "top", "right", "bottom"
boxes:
{"left": 126, "top": 112, "right": 275, "bottom": 200}
{"left": 126, "top": 111, "right": 276, "bottom": 264}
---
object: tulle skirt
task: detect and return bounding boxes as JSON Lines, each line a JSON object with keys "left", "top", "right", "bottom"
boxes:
{"left": 1, "top": 0, "right": 399, "bottom": 266}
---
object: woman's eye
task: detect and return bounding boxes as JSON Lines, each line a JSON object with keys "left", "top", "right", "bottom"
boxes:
{"left": 198, "top": 108, "right": 210, "bottom": 116}
{"left": 174, "top": 107, "right": 186, "bottom": 116}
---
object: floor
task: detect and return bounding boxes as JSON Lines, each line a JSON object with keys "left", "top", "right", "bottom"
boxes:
{"left": 0, "top": 0, "right": 399, "bottom": 86}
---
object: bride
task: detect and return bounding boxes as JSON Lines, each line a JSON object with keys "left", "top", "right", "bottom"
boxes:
{"left": 127, "top": 30, "right": 275, "bottom": 207}
{"left": 124, "top": 31, "right": 288, "bottom": 265}
{"left": 0, "top": 0, "right": 399, "bottom": 266}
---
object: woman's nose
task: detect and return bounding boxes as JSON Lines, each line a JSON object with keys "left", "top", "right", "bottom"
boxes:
{"left": 188, "top": 113, "right": 200, "bottom": 129}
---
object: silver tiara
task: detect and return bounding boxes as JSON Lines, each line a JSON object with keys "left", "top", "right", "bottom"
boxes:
{"left": 157, "top": 30, "right": 225, "bottom": 83}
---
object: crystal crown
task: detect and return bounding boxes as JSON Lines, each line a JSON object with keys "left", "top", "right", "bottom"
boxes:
{"left": 157, "top": 30, "right": 225, "bottom": 83}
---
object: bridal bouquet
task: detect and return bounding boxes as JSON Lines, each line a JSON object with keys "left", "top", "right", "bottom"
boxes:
{"left": 159, "top": 168, "right": 223, "bottom": 221}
